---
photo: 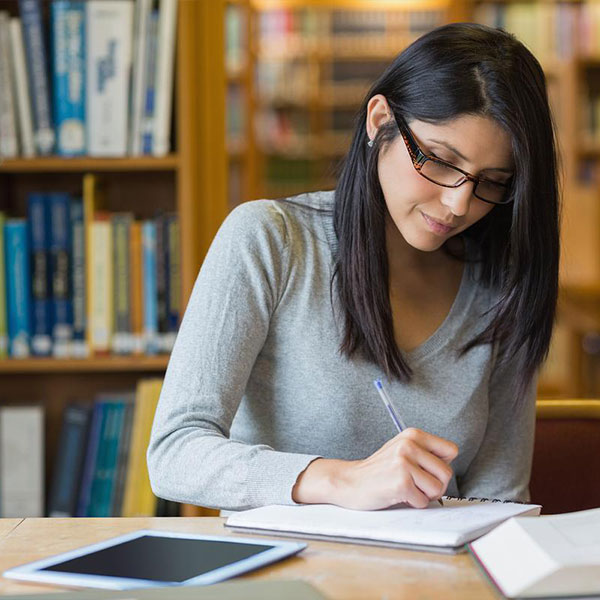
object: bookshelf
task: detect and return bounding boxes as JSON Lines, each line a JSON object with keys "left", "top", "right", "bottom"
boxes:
{"left": 247, "top": 0, "right": 469, "bottom": 200}
{"left": 0, "top": 0, "right": 228, "bottom": 517}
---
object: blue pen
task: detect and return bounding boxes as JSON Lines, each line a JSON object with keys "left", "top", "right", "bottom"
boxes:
{"left": 373, "top": 378, "right": 444, "bottom": 506}
{"left": 373, "top": 379, "right": 407, "bottom": 432}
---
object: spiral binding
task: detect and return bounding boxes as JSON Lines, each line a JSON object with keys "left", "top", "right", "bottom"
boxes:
{"left": 444, "top": 495, "right": 527, "bottom": 505}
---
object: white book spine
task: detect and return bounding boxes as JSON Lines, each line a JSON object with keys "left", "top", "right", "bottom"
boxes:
{"left": 0, "top": 13, "right": 19, "bottom": 158}
{"left": 9, "top": 18, "right": 35, "bottom": 157}
{"left": 129, "top": 0, "right": 152, "bottom": 155}
{"left": 152, "top": 0, "right": 177, "bottom": 157}
{"left": 90, "top": 220, "right": 113, "bottom": 353}
{"left": 86, "top": 0, "right": 134, "bottom": 157}
{"left": 0, "top": 406, "right": 44, "bottom": 518}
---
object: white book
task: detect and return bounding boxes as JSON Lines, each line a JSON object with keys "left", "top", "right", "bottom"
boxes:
{"left": 470, "top": 508, "right": 600, "bottom": 598}
{"left": 0, "top": 406, "right": 44, "bottom": 517}
{"left": 152, "top": 0, "right": 177, "bottom": 157}
{"left": 86, "top": 0, "right": 134, "bottom": 156}
{"left": 0, "top": 12, "right": 19, "bottom": 158}
{"left": 226, "top": 497, "right": 541, "bottom": 554}
{"left": 90, "top": 218, "right": 113, "bottom": 354}
{"left": 9, "top": 18, "right": 35, "bottom": 158}
{"left": 128, "top": 0, "right": 152, "bottom": 155}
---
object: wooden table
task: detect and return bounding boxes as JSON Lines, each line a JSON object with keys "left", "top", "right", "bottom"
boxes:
{"left": 0, "top": 517, "right": 496, "bottom": 599}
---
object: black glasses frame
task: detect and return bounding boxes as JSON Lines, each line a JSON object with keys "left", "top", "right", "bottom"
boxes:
{"left": 392, "top": 113, "right": 514, "bottom": 206}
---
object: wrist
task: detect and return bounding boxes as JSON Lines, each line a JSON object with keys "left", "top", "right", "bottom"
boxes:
{"left": 292, "top": 458, "right": 354, "bottom": 505}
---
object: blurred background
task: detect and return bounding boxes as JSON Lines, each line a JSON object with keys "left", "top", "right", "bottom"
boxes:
{"left": 224, "top": 0, "right": 599, "bottom": 400}
{"left": 0, "top": 0, "right": 597, "bottom": 519}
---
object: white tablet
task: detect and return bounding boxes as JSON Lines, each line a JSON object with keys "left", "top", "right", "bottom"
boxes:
{"left": 3, "top": 530, "right": 306, "bottom": 590}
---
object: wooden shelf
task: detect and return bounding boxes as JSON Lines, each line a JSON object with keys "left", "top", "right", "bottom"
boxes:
{"left": 0, "top": 355, "right": 170, "bottom": 374}
{"left": 0, "top": 155, "right": 180, "bottom": 173}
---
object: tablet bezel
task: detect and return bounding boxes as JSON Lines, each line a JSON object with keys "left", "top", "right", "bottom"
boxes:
{"left": 3, "top": 529, "right": 307, "bottom": 590}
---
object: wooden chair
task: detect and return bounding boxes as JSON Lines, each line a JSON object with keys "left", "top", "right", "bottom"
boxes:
{"left": 530, "top": 399, "right": 600, "bottom": 514}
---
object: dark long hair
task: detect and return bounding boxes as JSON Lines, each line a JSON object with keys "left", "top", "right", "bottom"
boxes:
{"left": 334, "top": 22, "right": 560, "bottom": 401}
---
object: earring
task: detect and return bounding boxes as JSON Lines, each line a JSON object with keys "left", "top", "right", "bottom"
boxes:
{"left": 367, "top": 139, "right": 374, "bottom": 148}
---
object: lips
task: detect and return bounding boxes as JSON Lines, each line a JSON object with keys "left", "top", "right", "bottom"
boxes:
{"left": 421, "top": 212, "right": 456, "bottom": 235}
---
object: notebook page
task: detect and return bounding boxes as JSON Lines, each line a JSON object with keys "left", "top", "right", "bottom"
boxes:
{"left": 226, "top": 498, "right": 540, "bottom": 548}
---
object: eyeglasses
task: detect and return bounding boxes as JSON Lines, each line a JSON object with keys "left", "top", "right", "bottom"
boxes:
{"left": 392, "top": 113, "right": 513, "bottom": 206}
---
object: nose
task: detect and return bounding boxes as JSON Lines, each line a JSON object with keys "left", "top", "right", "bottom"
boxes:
{"left": 440, "top": 181, "right": 475, "bottom": 217}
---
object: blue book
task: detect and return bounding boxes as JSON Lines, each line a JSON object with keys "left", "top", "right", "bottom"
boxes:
{"left": 19, "top": 0, "right": 55, "bottom": 155}
{"left": 27, "top": 194, "right": 52, "bottom": 356}
{"left": 4, "top": 220, "right": 31, "bottom": 358}
{"left": 75, "top": 400, "right": 105, "bottom": 517}
{"left": 100, "top": 399, "right": 125, "bottom": 516}
{"left": 48, "top": 404, "right": 91, "bottom": 517}
{"left": 140, "top": 10, "right": 159, "bottom": 155}
{"left": 86, "top": 401, "right": 112, "bottom": 518}
{"left": 70, "top": 198, "right": 87, "bottom": 357}
{"left": 142, "top": 220, "right": 159, "bottom": 354}
{"left": 163, "top": 213, "right": 180, "bottom": 351}
{"left": 51, "top": 1, "right": 86, "bottom": 156}
{"left": 48, "top": 193, "right": 73, "bottom": 358}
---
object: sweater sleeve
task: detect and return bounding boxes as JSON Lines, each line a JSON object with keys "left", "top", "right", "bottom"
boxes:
{"left": 147, "top": 201, "right": 321, "bottom": 511}
{"left": 457, "top": 345, "right": 537, "bottom": 503}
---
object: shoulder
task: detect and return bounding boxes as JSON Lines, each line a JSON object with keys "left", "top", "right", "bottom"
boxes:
{"left": 222, "top": 190, "right": 335, "bottom": 251}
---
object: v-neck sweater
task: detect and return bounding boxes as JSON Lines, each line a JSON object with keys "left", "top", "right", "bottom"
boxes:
{"left": 147, "top": 190, "right": 536, "bottom": 511}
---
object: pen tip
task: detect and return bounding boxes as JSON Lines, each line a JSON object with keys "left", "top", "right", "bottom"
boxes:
{"left": 374, "top": 379, "right": 382, "bottom": 389}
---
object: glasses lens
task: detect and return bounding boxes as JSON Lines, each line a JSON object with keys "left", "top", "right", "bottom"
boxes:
{"left": 475, "top": 180, "right": 509, "bottom": 204}
{"left": 421, "top": 160, "right": 465, "bottom": 186}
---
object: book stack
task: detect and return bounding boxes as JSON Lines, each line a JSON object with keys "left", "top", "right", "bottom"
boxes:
{"left": 0, "top": 176, "right": 181, "bottom": 359}
{"left": 48, "top": 378, "right": 171, "bottom": 518}
{"left": 0, "top": 0, "right": 177, "bottom": 159}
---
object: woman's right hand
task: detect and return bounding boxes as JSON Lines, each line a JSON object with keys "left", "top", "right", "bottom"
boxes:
{"left": 292, "top": 428, "right": 458, "bottom": 510}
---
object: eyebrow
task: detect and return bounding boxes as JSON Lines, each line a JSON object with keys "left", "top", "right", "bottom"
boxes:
{"left": 427, "top": 138, "right": 513, "bottom": 174}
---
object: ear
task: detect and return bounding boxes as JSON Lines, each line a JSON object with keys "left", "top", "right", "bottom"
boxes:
{"left": 366, "top": 94, "right": 392, "bottom": 142}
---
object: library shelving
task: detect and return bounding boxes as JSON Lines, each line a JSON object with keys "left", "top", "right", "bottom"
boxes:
{"left": 0, "top": 0, "right": 228, "bottom": 518}
{"left": 245, "top": 0, "right": 469, "bottom": 201}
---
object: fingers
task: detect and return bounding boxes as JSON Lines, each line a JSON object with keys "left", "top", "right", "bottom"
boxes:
{"left": 401, "top": 428, "right": 459, "bottom": 463}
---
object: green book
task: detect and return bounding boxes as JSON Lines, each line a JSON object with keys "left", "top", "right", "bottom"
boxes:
{"left": 0, "top": 580, "right": 327, "bottom": 600}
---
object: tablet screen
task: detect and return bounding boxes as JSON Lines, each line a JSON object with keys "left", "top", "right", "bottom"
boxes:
{"left": 40, "top": 535, "right": 277, "bottom": 583}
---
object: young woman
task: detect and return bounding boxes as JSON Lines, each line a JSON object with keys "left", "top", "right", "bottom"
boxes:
{"left": 148, "top": 23, "right": 559, "bottom": 512}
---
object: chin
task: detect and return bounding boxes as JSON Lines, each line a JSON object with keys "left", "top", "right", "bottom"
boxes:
{"left": 405, "top": 231, "right": 446, "bottom": 252}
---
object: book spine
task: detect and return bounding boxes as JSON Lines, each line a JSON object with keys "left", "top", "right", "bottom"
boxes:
{"left": 75, "top": 400, "right": 104, "bottom": 517}
{"left": 110, "top": 396, "right": 134, "bottom": 515}
{"left": 141, "top": 220, "right": 159, "bottom": 354}
{"left": 164, "top": 212, "right": 180, "bottom": 352}
{"left": 101, "top": 400, "right": 125, "bottom": 516}
{"left": 0, "top": 406, "right": 44, "bottom": 517}
{"left": 129, "top": 0, "right": 152, "bottom": 155}
{"left": 27, "top": 193, "right": 52, "bottom": 356}
{"left": 48, "top": 193, "right": 73, "bottom": 358}
{"left": 51, "top": 0, "right": 86, "bottom": 157}
{"left": 0, "top": 212, "right": 7, "bottom": 358}
{"left": 111, "top": 213, "right": 133, "bottom": 354}
{"left": 70, "top": 197, "right": 87, "bottom": 357}
{"left": 140, "top": 9, "right": 158, "bottom": 154}
{"left": 89, "top": 214, "right": 113, "bottom": 355}
{"left": 129, "top": 220, "right": 143, "bottom": 354}
{"left": 18, "top": 0, "right": 55, "bottom": 155}
{"left": 9, "top": 17, "right": 35, "bottom": 158}
{"left": 0, "top": 12, "right": 19, "bottom": 158}
{"left": 155, "top": 214, "right": 168, "bottom": 351}
{"left": 87, "top": 401, "right": 111, "bottom": 517}
{"left": 47, "top": 404, "right": 91, "bottom": 517}
{"left": 86, "top": 0, "right": 134, "bottom": 156}
{"left": 4, "top": 220, "right": 31, "bottom": 358}
{"left": 152, "top": 0, "right": 177, "bottom": 157}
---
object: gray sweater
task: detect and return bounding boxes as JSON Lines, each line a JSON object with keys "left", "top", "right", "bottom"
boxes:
{"left": 147, "top": 190, "right": 536, "bottom": 511}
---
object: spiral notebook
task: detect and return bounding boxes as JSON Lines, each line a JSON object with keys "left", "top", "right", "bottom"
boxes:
{"left": 225, "top": 496, "right": 541, "bottom": 554}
